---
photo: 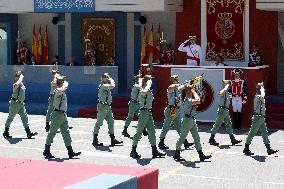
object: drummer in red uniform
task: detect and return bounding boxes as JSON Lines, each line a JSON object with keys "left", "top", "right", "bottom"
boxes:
{"left": 230, "top": 69, "right": 247, "bottom": 129}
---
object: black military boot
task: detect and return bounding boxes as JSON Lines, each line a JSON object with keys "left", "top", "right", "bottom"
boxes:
{"left": 173, "top": 150, "right": 185, "bottom": 161}
{"left": 43, "top": 144, "right": 55, "bottom": 159}
{"left": 233, "top": 112, "right": 238, "bottom": 129}
{"left": 265, "top": 144, "right": 279, "bottom": 155}
{"left": 209, "top": 134, "right": 219, "bottom": 146}
{"left": 158, "top": 138, "right": 169, "bottom": 150}
{"left": 230, "top": 135, "right": 242, "bottom": 145}
{"left": 67, "top": 146, "right": 81, "bottom": 158}
{"left": 152, "top": 146, "right": 166, "bottom": 159}
{"left": 122, "top": 127, "right": 131, "bottom": 138}
{"left": 143, "top": 127, "right": 148, "bottom": 136}
{"left": 198, "top": 150, "right": 212, "bottom": 162}
{"left": 45, "top": 122, "right": 50, "bottom": 132}
{"left": 184, "top": 139, "right": 194, "bottom": 149}
{"left": 25, "top": 127, "right": 38, "bottom": 139}
{"left": 243, "top": 144, "right": 254, "bottom": 156}
{"left": 237, "top": 113, "right": 243, "bottom": 130}
{"left": 92, "top": 134, "right": 103, "bottom": 146}
{"left": 110, "top": 134, "right": 123, "bottom": 146}
{"left": 130, "top": 145, "right": 141, "bottom": 159}
{"left": 3, "top": 127, "right": 12, "bottom": 138}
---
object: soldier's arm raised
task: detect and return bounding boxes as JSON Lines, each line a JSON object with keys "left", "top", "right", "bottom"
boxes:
{"left": 220, "top": 84, "right": 230, "bottom": 96}
{"left": 58, "top": 81, "right": 69, "bottom": 95}
{"left": 178, "top": 40, "right": 189, "bottom": 52}
{"left": 259, "top": 86, "right": 265, "bottom": 100}
{"left": 191, "top": 90, "right": 201, "bottom": 105}
{"left": 141, "top": 80, "right": 152, "bottom": 96}
{"left": 103, "top": 78, "right": 115, "bottom": 90}
{"left": 15, "top": 75, "right": 24, "bottom": 88}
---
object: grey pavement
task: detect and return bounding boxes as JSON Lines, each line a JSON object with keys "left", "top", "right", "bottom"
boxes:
{"left": 0, "top": 112, "right": 283, "bottom": 189}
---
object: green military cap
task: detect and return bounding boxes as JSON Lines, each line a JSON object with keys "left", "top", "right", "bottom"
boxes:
{"left": 14, "top": 71, "right": 22, "bottom": 77}
{"left": 56, "top": 76, "right": 66, "bottom": 83}
{"left": 256, "top": 82, "right": 264, "bottom": 89}
{"left": 143, "top": 75, "right": 153, "bottom": 81}
{"left": 51, "top": 69, "right": 60, "bottom": 75}
{"left": 170, "top": 75, "right": 179, "bottom": 83}
{"left": 102, "top": 73, "right": 110, "bottom": 79}
{"left": 133, "top": 74, "right": 141, "bottom": 81}
{"left": 222, "top": 80, "right": 231, "bottom": 85}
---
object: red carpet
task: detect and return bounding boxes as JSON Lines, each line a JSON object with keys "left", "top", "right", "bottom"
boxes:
{"left": 266, "top": 103, "right": 284, "bottom": 129}
{"left": 78, "top": 96, "right": 138, "bottom": 121}
{"left": 0, "top": 157, "right": 158, "bottom": 189}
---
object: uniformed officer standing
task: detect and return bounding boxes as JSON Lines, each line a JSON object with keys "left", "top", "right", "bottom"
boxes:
{"left": 130, "top": 75, "right": 165, "bottom": 159}
{"left": 122, "top": 74, "right": 142, "bottom": 138}
{"left": 174, "top": 84, "right": 212, "bottom": 162}
{"left": 93, "top": 73, "right": 123, "bottom": 147}
{"left": 3, "top": 71, "right": 38, "bottom": 139}
{"left": 209, "top": 80, "right": 242, "bottom": 146}
{"left": 158, "top": 75, "right": 193, "bottom": 150}
{"left": 243, "top": 83, "right": 278, "bottom": 156}
{"left": 178, "top": 35, "right": 202, "bottom": 66}
{"left": 43, "top": 76, "right": 81, "bottom": 159}
{"left": 45, "top": 70, "right": 60, "bottom": 132}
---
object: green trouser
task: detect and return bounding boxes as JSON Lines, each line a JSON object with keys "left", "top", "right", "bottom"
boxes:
{"left": 245, "top": 116, "right": 270, "bottom": 145}
{"left": 5, "top": 100, "right": 29, "bottom": 129}
{"left": 176, "top": 117, "right": 202, "bottom": 151}
{"left": 93, "top": 103, "right": 114, "bottom": 135}
{"left": 46, "top": 95, "right": 54, "bottom": 122}
{"left": 124, "top": 100, "right": 139, "bottom": 127}
{"left": 46, "top": 111, "right": 72, "bottom": 147}
{"left": 160, "top": 106, "right": 182, "bottom": 139}
{"left": 132, "top": 110, "right": 157, "bottom": 146}
{"left": 211, "top": 108, "right": 233, "bottom": 135}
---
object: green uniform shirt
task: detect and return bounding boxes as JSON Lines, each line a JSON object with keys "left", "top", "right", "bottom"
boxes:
{"left": 183, "top": 97, "right": 197, "bottom": 117}
{"left": 254, "top": 95, "right": 265, "bottom": 116}
{"left": 139, "top": 90, "right": 154, "bottom": 109}
{"left": 130, "top": 85, "right": 140, "bottom": 101}
{"left": 12, "top": 83, "right": 26, "bottom": 102}
{"left": 98, "top": 84, "right": 112, "bottom": 105}
{"left": 219, "top": 91, "right": 230, "bottom": 108}
{"left": 167, "top": 86, "right": 182, "bottom": 107}
{"left": 53, "top": 89, "right": 67, "bottom": 112}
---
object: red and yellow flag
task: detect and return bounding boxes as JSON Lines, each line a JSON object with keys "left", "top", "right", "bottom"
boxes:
{"left": 43, "top": 25, "right": 49, "bottom": 65}
{"left": 32, "top": 25, "right": 37, "bottom": 59}
{"left": 147, "top": 24, "right": 154, "bottom": 63}
{"left": 141, "top": 24, "right": 148, "bottom": 66}
{"left": 37, "top": 25, "right": 43, "bottom": 64}
{"left": 156, "top": 23, "right": 161, "bottom": 64}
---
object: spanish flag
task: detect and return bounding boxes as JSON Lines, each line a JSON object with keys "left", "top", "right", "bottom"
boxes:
{"left": 156, "top": 23, "right": 161, "bottom": 64}
{"left": 32, "top": 25, "right": 37, "bottom": 59}
{"left": 37, "top": 25, "right": 43, "bottom": 64}
{"left": 140, "top": 25, "right": 148, "bottom": 66}
{"left": 43, "top": 25, "right": 48, "bottom": 65}
{"left": 147, "top": 24, "right": 154, "bottom": 63}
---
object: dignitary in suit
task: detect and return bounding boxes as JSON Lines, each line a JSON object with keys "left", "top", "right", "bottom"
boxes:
{"left": 248, "top": 44, "right": 263, "bottom": 67}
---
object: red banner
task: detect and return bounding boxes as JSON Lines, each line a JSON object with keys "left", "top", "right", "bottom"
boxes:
{"left": 206, "top": 0, "right": 244, "bottom": 61}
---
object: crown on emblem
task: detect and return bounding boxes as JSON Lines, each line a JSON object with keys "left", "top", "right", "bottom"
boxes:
{"left": 218, "top": 12, "right": 233, "bottom": 20}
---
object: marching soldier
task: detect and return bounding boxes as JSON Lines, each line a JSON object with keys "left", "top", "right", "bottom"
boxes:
{"left": 45, "top": 70, "right": 60, "bottom": 132}
{"left": 209, "top": 80, "right": 242, "bottom": 146}
{"left": 173, "top": 84, "right": 211, "bottom": 162}
{"left": 93, "top": 73, "right": 123, "bottom": 147}
{"left": 231, "top": 69, "right": 247, "bottom": 129}
{"left": 43, "top": 76, "right": 81, "bottom": 159}
{"left": 3, "top": 71, "right": 38, "bottom": 139}
{"left": 158, "top": 75, "right": 193, "bottom": 150}
{"left": 243, "top": 83, "right": 278, "bottom": 156}
{"left": 178, "top": 35, "right": 202, "bottom": 66}
{"left": 130, "top": 75, "right": 165, "bottom": 159}
{"left": 122, "top": 74, "right": 142, "bottom": 138}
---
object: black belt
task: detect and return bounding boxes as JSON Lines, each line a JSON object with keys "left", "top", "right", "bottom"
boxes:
{"left": 185, "top": 114, "right": 194, "bottom": 119}
{"left": 53, "top": 108, "right": 66, "bottom": 113}
{"left": 168, "top": 105, "right": 179, "bottom": 109}
{"left": 219, "top": 106, "right": 229, "bottom": 110}
{"left": 99, "top": 101, "right": 111, "bottom": 106}
{"left": 253, "top": 113, "right": 264, "bottom": 117}
{"left": 130, "top": 99, "right": 138, "bottom": 103}
{"left": 12, "top": 97, "right": 25, "bottom": 104}
{"left": 140, "top": 108, "right": 152, "bottom": 113}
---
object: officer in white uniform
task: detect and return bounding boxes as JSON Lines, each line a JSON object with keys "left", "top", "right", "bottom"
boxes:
{"left": 178, "top": 35, "right": 202, "bottom": 66}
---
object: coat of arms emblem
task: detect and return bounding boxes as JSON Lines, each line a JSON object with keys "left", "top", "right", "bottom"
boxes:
{"left": 215, "top": 12, "right": 235, "bottom": 44}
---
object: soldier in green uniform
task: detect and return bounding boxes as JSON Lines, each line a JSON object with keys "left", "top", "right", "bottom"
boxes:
{"left": 174, "top": 84, "right": 212, "bottom": 162}
{"left": 45, "top": 69, "right": 60, "bottom": 132}
{"left": 243, "top": 83, "right": 278, "bottom": 156}
{"left": 93, "top": 73, "right": 123, "bottom": 147}
{"left": 158, "top": 75, "right": 193, "bottom": 150}
{"left": 130, "top": 75, "right": 165, "bottom": 159}
{"left": 43, "top": 76, "right": 81, "bottom": 159}
{"left": 209, "top": 80, "right": 242, "bottom": 146}
{"left": 122, "top": 74, "right": 142, "bottom": 138}
{"left": 3, "top": 71, "right": 38, "bottom": 139}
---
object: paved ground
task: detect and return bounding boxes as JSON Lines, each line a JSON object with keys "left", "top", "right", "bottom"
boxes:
{"left": 0, "top": 112, "right": 283, "bottom": 189}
